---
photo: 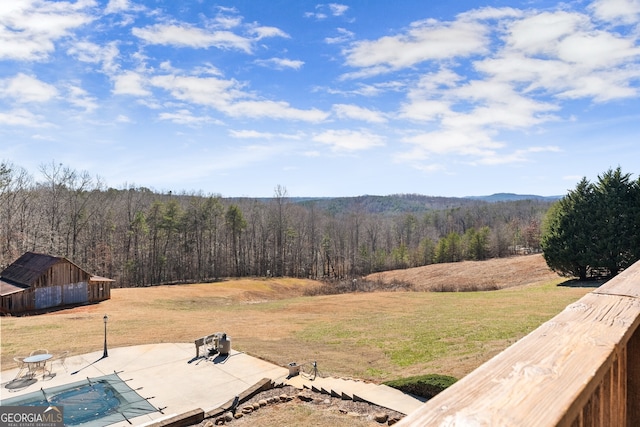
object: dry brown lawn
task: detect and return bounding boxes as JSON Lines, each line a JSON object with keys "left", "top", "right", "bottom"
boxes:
{"left": 365, "top": 254, "right": 560, "bottom": 291}
{"left": 1, "top": 255, "right": 592, "bottom": 385}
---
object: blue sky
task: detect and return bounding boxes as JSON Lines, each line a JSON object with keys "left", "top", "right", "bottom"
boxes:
{"left": 1, "top": 0, "right": 639, "bottom": 197}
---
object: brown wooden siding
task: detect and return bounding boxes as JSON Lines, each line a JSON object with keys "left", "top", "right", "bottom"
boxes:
{"left": 88, "top": 282, "right": 110, "bottom": 303}
{"left": 30, "top": 261, "right": 91, "bottom": 289}
{"left": 1, "top": 289, "right": 32, "bottom": 314}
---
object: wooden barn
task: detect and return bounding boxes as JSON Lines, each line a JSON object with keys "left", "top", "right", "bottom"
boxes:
{"left": 0, "top": 252, "right": 113, "bottom": 315}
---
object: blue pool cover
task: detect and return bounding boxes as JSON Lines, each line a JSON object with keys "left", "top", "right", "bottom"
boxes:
{"left": 1, "top": 373, "right": 158, "bottom": 426}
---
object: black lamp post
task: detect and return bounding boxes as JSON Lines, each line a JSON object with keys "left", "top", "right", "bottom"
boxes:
{"left": 103, "top": 314, "right": 109, "bottom": 358}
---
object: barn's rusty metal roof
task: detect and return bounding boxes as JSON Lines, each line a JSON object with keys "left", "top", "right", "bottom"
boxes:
{"left": 0, "top": 279, "right": 28, "bottom": 296}
{"left": 90, "top": 275, "right": 115, "bottom": 282}
{"left": 0, "top": 252, "right": 61, "bottom": 287}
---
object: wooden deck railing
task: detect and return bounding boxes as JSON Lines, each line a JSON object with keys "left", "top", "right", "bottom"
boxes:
{"left": 398, "top": 260, "right": 640, "bottom": 427}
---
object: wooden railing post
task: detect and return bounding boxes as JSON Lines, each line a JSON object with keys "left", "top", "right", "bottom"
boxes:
{"left": 627, "top": 327, "right": 640, "bottom": 427}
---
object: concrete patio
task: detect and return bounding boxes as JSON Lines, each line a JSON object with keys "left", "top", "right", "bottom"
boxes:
{"left": 0, "top": 343, "right": 290, "bottom": 426}
{"left": 1, "top": 342, "right": 426, "bottom": 426}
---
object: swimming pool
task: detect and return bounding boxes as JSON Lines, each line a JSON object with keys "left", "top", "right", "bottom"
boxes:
{"left": 0, "top": 373, "right": 158, "bottom": 426}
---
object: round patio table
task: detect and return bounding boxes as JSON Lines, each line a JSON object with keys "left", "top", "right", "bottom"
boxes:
{"left": 24, "top": 354, "right": 53, "bottom": 380}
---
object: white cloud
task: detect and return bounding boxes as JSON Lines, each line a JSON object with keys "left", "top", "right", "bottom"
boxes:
{"left": 325, "top": 81, "right": 404, "bottom": 97}
{"left": 391, "top": 4, "right": 640, "bottom": 171}
{"left": 105, "top": 0, "right": 130, "bottom": 14}
{"left": 325, "top": 27, "right": 354, "bottom": 44}
{"left": 478, "top": 146, "right": 561, "bottom": 165}
{"left": 133, "top": 17, "right": 289, "bottom": 54}
{"left": 133, "top": 24, "right": 253, "bottom": 53}
{"left": 332, "top": 104, "right": 387, "bottom": 123}
{"left": 399, "top": 69, "right": 460, "bottom": 121}
{"left": 556, "top": 71, "right": 638, "bottom": 101}
{"left": 229, "top": 129, "right": 275, "bottom": 139}
{"left": 255, "top": 57, "right": 304, "bottom": 70}
{"left": 158, "top": 109, "right": 216, "bottom": 126}
{"left": 475, "top": 55, "right": 573, "bottom": 93}
{"left": 213, "top": 7, "right": 242, "bottom": 29}
{"left": 151, "top": 74, "right": 238, "bottom": 109}
{"left": 556, "top": 31, "right": 640, "bottom": 69}
{"left": 476, "top": 11, "right": 640, "bottom": 103}
{"left": 447, "top": 80, "right": 560, "bottom": 128}
{"left": 0, "top": 108, "right": 49, "bottom": 127}
{"left": 151, "top": 74, "right": 329, "bottom": 122}
{"left": 457, "top": 6, "right": 523, "bottom": 21}
{"left": 31, "top": 133, "right": 56, "bottom": 141}
{"left": 329, "top": 4, "right": 349, "bottom": 16}
{"left": 229, "top": 129, "right": 304, "bottom": 140}
{"left": 344, "top": 18, "right": 488, "bottom": 72}
{"left": 339, "top": 65, "right": 399, "bottom": 80}
{"left": 0, "top": 73, "right": 58, "bottom": 102}
{"left": 402, "top": 129, "right": 503, "bottom": 158}
{"left": 0, "top": 74, "right": 97, "bottom": 114}
{"left": 67, "top": 40, "right": 120, "bottom": 73}
{"left": 113, "top": 71, "right": 151, "bottom": 96}
{"left": 305, "top": 3, "right": 349, "bottom": 20}
{"left": 225, "top": 100, "right": 328, "bottom": 122}
{"left": 66, "top": 84, "right": 98, "bottom": 112}
{"left": 250, "top": 26, "right": 289, "bottom": 40}
{"left": 0, "top": 0, "right": 94, "bottom": 61}
{"left": 400, "top": 99, "right": 451, "bottom": 122}
{"left": 313, "top": 129, "right": 385, "bottom": 152}
{"left": 589, "top": 0, "right": 640, "bottom": 24}
{"left": 504, "top": 11, "right": 588, "bottom": 56}
{"left": 503, "top": 11, "right": 640, "bottom": 71}
{"left": 304, "top": 11, "right": 327, "bottom": 20}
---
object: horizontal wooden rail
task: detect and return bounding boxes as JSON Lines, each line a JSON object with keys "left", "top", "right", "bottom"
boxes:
{"left": 398, "top": 261, "right": 640, "bottom": 427}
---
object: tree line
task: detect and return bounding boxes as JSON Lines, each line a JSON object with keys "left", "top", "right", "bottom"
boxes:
{"left": 0, "top": 161, "right": 552, "bottom": 287}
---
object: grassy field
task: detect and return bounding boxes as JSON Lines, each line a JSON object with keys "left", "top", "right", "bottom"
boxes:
{"left": 1, "top": 255, "right": 593, "bottom": 383}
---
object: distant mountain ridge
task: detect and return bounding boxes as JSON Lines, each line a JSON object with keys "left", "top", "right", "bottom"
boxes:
{"left": 275, "top": 193, "right": 561, "bottom": 216}
{"left": 464, "top": 193, "right": 562, "bottom": 202}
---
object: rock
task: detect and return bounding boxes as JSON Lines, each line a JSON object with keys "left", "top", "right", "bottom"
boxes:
{"left": 388, "top": 416, "right": 402, "bottom": 425}
{"left": 213, "top": 417, "right": 225, "bottom": 425}
{"left": 223, "top": 412, "right": 233, "bottom": 422}
{"left": 252, "top": 402, "right": 260, "bottom": 410}
{"left": 258, "top": 399, "right": 267, "bottom": 407}
{"left": 374, "top": 412, "right": 389, "bottom": 423}
{"left": 203, "top": 421, "right": 215, "bottom": 427}
{"left": 233, "top": 412, "right": 243, "bottom": 419}
{"left": 268, "top": 397, "right": 278, "bottom": 404}
{"left": 280, "top": 394, "right": 289, "bottom": 401}
{"left": 241, "top": 405, "right": 253, "bottom": 414}
{"left": 298, "top": 393, "right": 314, "bottom": 402}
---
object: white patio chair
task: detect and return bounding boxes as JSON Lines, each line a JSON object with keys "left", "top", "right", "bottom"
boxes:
{"left": 51, "top": 350, "right": 70, "bottom": 372}
{"left": 13, "top": 356, "right": 29, "bottom": 379}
